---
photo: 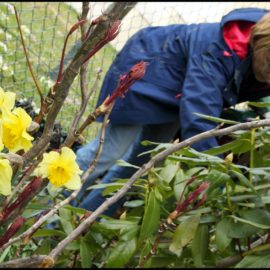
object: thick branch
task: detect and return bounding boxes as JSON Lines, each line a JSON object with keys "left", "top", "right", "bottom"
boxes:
{"left": 0, "top": 255, "right": 54, "bottom": 268}
{"left": 23, "top": 2, "right": 137, "bottom": 163}
{"left": 0, "top": 180, "right": 48, "bottom": 227}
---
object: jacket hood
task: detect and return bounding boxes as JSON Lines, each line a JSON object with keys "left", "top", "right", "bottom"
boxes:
{"left": 221, "top": 7, "right": 269, "bottom": 28}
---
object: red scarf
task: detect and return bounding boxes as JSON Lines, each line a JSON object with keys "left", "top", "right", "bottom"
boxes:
{"left": 223, "top": 20, "right": 255, "bottom": 60}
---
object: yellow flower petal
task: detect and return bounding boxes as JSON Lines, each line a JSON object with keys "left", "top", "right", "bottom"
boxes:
{"left": 3, "top": 91, "right": 16, "bottom": 111}
{"left": 0, "top": 88, "right": 15, "bottom": 119}
{"left": 2, "top": 107, "right": 33, "bottom": 152}
{"left": 13, "top": 107, "right": 32, "bottom": 128}
{"left": 64, "top": 174, "right": 82, "bottom": 190}
{"left": 60, "top": 147, "right": 82, "bottom": 174}
{"left": 61, "top": 147, "right": 77, "bottom": 161}
{"left": 0, "top": 121, "right": 4, "bottom": 151}
{"left": 0, "top": 158, "right": 12, "bottom": 196}
{"left": 34, "top": 147, "right": 82, "bottom": 190}
{"left": 34, "top": 151, "right": 59, "bottom": 178}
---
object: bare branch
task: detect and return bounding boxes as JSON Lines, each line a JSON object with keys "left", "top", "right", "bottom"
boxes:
{"left": 62, "top": 2, "right": 103, "bottom": 148}
{"left": 13, "top": 5, "right": 44, "bottom": 105}
{"left": 0, "top": 255, "right": 54, "bottom": 268}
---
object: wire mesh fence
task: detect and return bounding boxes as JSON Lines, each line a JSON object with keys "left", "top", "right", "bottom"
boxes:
{"left": 1, "top": 2, "right": 270, "bottom": 139}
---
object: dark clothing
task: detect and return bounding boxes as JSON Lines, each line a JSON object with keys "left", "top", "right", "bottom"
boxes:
{"left": 96, "top": 8, "right": 270, "bottom": 151}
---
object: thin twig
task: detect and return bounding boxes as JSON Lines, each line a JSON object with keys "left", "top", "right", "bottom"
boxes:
{"left": 84, "top": 103, "right": 113, "bottom": 180}
{"left": 62, "top": 69, "right": 102, "bottom": 148}
{"left": 137, "top": 221, "right": 168, "bottom": 268}
{"left": 79, "top": 1, "right": 90, "bottom": 100}
{"left": 13, "top": 5, "right": 44, "bottom": 104}
{"left": 61, "top": 2, "right": 93, "bottom": 148}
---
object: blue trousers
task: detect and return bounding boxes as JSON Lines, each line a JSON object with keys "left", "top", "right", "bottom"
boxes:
{"left": 76, "top": 121, "right": 179, "bottom": 215}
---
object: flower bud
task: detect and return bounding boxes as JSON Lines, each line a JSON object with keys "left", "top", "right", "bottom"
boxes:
{"left": 104, "top": 61, "right": 147, "bottom": 106}
{"left": 1, "top": 177, "right": 43, "bottom": 221}
{"left": 0, "top": 216, "right": 26, "bottom": 248}
{"left": 167, "top": 210, "right": 178, "bottom": 224}
{"left": 225, "top": 152, "right": 233, "bottom": 165}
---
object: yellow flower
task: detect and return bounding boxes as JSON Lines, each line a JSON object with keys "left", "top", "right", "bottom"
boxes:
{"left": 2, "top": 107, "right": 34, "bottom": 153}
{"left": 0, "top": 87, "right": 15, "bottom": 119}
{"left": 0, "top": 158, "right": 12, "bottom": 196}
{"left": 0, "top": 121, "right": 4, "bottom": 151}
{"left": 34, "top": 147, "right": 82, "bottom": 190}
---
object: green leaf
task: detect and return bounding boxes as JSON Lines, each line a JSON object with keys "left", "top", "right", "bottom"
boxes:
{"left": 80, "top": 239, "right": 92, "bottom": 268}
{"left": 169, "top": 155, "right": 223, "bottom": 166}
{"left": 120, "top": 225, "right": 139, "bottom": 241}
{"left": 250, "top": 167, "right": 270, "bottom": 175}
{"left": 230, "top": 194, "right": 258, "bottom": 202}
{"left": 87, "top": 182, "right": 124, "bottom": 191}
{"left": 0, "top": 246, "right": 11, "bottom": 263}
{"left": 32, "top": 228, "right": 66, "bottom": 238}
{"left": 242, "top": 209, "right": 270, "bottom": 227}
{"left": 226, "top": 218, "right": 258, "bottom": 239}
{"left": 169, "top": 215, "right": 200, "bottom": 255}
{"left": 230, "top": 214, "right": 270, "bottom": 230}
{"left": 206, "top": 169, "right": 230, "bottom": 199}
{"left": 65, "top": 241, "right": 81, "bottom": 251}
{"left": 139, "top": 240, "right": 152, "bottom": 267}
{"left": 63, "top": 205, "right": 87, "bottom": 215}
{"left": 59, "top": 208, "right": 74, "bottom": 234}
{"left": 191, "top": 224, "right": 209, "bottom": 267}
{"left": 215, "top": 218, "right": 232, "bottom": 252}
{"left": 185, "top": 167, "right": 206, "bottom": 178}
{"left": 235, "top": 254, "right": 270, "bottom": 268}
{"left": 247, "top": 101, "right": 270, "bottom": 108}
{"left": 138, "top": 142, "right": 173, "bottom": 156}
{"left": 199, "top": 214, "right": 218, "bottom": 224}
{"left": 123, "top": 200, "right": 144, "bottom": 208}
{"left": 24, "top": 202, "right": 51, "bottom": 211}
{"left": 173, "top": 168, "right": 186, "bottom": 201}
{"left": 35, "top": 239, "right": 51, "bottom": 255}
{"left": 102, "top": 179, "right": 133, "bottom": 196}
{"left": 187, "top": 147, "right": 224, "bottom": 161}
{"left": 204, "top": 139, "right": 250, "bottom": 156}
{"left": 99, "top": 219, "right": 138, "bottom": 231}
{"left": 106, "top": 238, "right": 137, "bottom": 268}
{"left": 159, "top": 163, "right": 179, "bottom": 184}
{"left": 59, "top": 217, "right": 74, "bottom": 235}
{"left": 115, "top": 159, "right": 140, "bottom": 169}
{"left": 141, "top": 140, "right": 170, "bottom": 146}
{"left": 229, "top": 168, "right": 257, "bottom": 194}
{"left": 194, "top": 112, "right": 239, "bottom": 124}
{"left": 138, "top": 190, "right": 160, "bottom": 245}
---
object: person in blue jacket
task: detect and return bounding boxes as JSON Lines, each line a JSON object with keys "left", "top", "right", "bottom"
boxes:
{"left": 75, "top": 7, "right": 270, "bottom": 215}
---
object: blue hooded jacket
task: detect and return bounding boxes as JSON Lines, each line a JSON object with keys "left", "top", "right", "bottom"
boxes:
{"left": 96, "top": 8, "right": 270, "bottom": 151}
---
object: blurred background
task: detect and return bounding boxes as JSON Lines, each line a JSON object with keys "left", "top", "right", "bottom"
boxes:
{"left": 1, "top": 2, "right": 270, "bottom": 139}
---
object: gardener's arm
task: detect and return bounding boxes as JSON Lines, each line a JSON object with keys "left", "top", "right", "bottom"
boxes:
{"left": 179, "top": 51, "right": 233, "bottom": 152}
